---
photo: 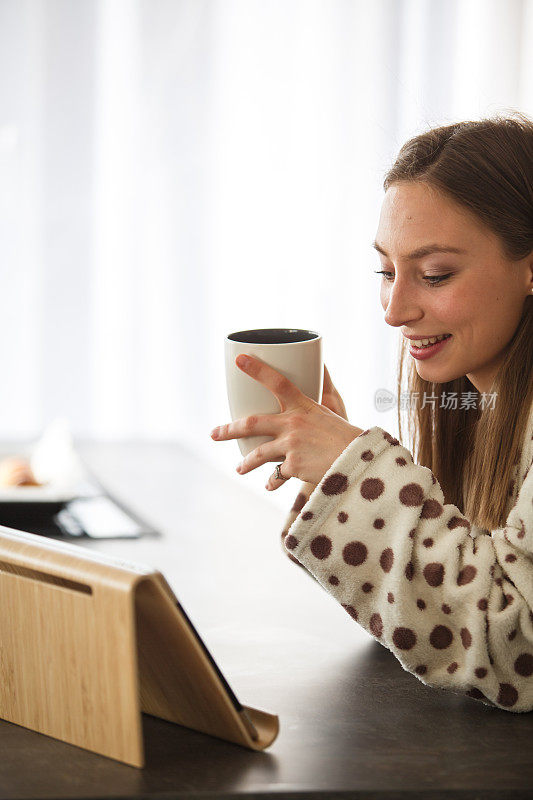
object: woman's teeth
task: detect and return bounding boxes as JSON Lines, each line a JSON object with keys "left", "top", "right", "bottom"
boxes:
{"left": 410, "top": 334, "right": 451, "bottom": 348}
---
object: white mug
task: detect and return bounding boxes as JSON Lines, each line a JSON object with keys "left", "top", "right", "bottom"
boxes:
{"left": 224, "top": 328, "right": 323, "bottom": 457}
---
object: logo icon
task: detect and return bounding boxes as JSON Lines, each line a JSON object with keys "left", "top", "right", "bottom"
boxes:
{"left": 374, "top": 388, "right": 396, "bottom": 412}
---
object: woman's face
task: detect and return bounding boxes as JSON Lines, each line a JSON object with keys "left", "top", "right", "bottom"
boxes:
{"left": 375, "top": 181, "right": 533, "bottom": 394}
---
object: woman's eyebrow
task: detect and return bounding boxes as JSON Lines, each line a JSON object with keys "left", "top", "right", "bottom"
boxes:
{"left": 372, "top": 242, "right": 467, "bottom": 260}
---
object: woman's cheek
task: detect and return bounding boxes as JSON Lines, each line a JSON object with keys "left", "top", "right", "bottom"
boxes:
{"left": 435, "top": 292, "right": 465, "bottom": 324}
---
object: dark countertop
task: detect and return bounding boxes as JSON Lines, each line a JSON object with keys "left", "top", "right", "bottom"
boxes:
{"left": 0, "top": 440, "right": 531, "bottom": 800}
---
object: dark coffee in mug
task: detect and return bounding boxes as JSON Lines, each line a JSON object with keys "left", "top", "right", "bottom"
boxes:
{"left": 227, "top": 329, "right": 320, "bottom": 345}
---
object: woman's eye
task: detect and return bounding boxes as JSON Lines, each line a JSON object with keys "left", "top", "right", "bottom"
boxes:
{"left": 374, "top": 270, "right": 452, "bottom": 286}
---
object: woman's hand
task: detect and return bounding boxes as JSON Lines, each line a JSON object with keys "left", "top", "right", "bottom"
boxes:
{"left": 321, "top": 364, "right": 349, "bottom": 421}
{"left": 211, "top": 355, "right": 364, "bottom": 490}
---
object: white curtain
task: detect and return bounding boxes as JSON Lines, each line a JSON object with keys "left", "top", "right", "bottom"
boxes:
{"left": 0, "top": 0, "right": 532, "bottom": 507}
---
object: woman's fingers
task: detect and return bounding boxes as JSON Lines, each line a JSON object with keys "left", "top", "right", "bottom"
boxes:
{"left": 211, "top": 413, "right": 283, "bottom": 441}
{"left": 235, "top": 354, "right": 306, "bottom": 412}
{"left": 322, "top": 364, "right": 348, "bottom": 420}
{"left": 323, "top": 364, "right": 335, "bottom": 392}
{"left": 323, "top": 364, "right": 341, "bottom": 402}
{"left": 236, "top": 442, "right": 288, "bottom": 475}
{"left": 265, "top": 462, "right": 291, "bottom": 490}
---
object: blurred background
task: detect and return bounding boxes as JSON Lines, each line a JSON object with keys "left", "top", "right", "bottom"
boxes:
{"left": 0, "top": 0, "right": 532, "bottom": 510}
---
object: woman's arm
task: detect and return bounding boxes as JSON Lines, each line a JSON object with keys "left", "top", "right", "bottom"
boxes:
{"left": 282, "top": 425, "right": 533, "bottom": 712}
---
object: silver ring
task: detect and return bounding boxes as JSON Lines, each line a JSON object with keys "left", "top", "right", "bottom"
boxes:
{"left": 275, "top": 463, "right": 285, "bottom": 481}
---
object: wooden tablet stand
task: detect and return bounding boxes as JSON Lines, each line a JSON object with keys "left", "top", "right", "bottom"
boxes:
{"left": 0, "top": 526, "right": 279, "bottom": 766}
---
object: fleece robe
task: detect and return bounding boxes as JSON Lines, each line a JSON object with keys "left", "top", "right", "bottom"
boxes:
{"left": 280, "top": 401, "right": 533, "bottom": 712}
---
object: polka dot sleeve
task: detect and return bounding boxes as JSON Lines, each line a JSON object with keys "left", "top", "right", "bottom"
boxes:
{"left": 281, "top": 426, "right": 533, "bottom": 712}
{"left": 280, "top": 481, "right": 319, "bottom": 572}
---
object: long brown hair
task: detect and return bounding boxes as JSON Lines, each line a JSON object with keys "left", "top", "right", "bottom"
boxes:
{"left": 384, "top": 113, "right": 533, "bottom": 530}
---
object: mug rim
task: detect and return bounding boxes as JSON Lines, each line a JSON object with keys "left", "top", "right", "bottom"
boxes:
{"left": 226, "top": 328, "right": 320, "bottom": 345}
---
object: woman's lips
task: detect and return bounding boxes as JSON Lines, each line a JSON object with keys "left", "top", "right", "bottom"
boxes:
{"left": 409, "top": 335, "right": 452, "bottom": 360}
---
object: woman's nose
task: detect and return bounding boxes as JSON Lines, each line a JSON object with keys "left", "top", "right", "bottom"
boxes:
{"left": 382, "top": 279, "right": 423, "bottom": 328}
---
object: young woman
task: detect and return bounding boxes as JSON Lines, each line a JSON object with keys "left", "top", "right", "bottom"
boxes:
{"left": 211, "top": 114, "right": 533, "bottom": 712}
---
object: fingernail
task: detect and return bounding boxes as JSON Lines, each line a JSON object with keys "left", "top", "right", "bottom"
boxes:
{"left": 236, "top": 463, "right": 242, "bottom": 473}
{"left": 211, "top": 428, "right": 219, "bottom": 439}
{"left": 236, "top": 355, "right": 250, "bottom": 368}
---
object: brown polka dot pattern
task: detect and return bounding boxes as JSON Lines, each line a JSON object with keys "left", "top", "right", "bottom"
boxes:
{"left": 343, "top": 541, "right": 367, "bottom": 566}
{"left": 329, "top": 575, "right": 339, "bottom": 586}
{"left": 477, "top": 598, "right": 488, "bottom": 611}
{"left": 505, "top": 553, "right": 517, "bottom": 563}
{"left": 291, "top": 493, "right": 307, "bottom": 513}
{"left": 373, "top": 518, "right": 385, "bottom": 529}
{"left": 430, "top": 625, "right": 453, "bottom": 649}
{"left": 423, "top": 563, "right": 445, "bottom": 587}
{"left": 508, "top": 629, "right": 517, "bottom": 641}
{"left": 383, "top": 432, "right": 400, "bottom": 446}
{"left": 387, "top": 592, "right": 394, "bottom": 603}
{"left": 310, "top": 535, "right": 332, "bottom": 560}
{"left": 393, "top": 627, "right": 416, "bottom": 649}
{"left": 399, "top": 483, "right": 425, "bottom": 506}
{"left": 361, "top": 450, "right": 374, "bottom": 462}
{"left": 301, "top": 511, "right": 313, "bottom": 521}
{"left": 362, "top": 582, "right": 373, "bottom": 593}
{"left": 441, "top": 604, "right": 452, "bottom": 615}
{"left": 380, "top": 548, "right": 394, "bottom": 573}
{"left": 416, "top": 598, "right": 426, "bottom": 610}
{"left": 514, "top": 653, "right": 533, "bottom": 677}
{"left": 337, "top": 511, "right": 348, "bottom": 523}
{"left": 408, "top": 529, "right": 416, "bottom": 539}
{"left": 460, "top": 628, "right": 472, "bottom": 649}
{"left": 448, "top": 516, "right": 471, "bottom": 531}
{"left": 360, "top": 477, "right": 385, "bottom": 501}
{"left": 415, "top": 665, "right": 427, "bottom": 675}
{"left": 421, "top": 499, "right": 443, "bottom": 519}
{"left": 447, "top": 662, "right": 458, "bottom": 674}
{"left": 342, "top": 604, "right": 358, "bottom": 621}
{"left": 322, "top": 473, "right": 348, "bottom": 496}
{"left": 423, "top": 538, "right": 434, "bottom": 548}
{"left": 285, "top": 535, "right": 298, "bottom": 550}
{"left": 395, "top": 457, "right": 407, "bottom": 466}
{"left": 405, "top": 561, "right": 415, "bottom": 581}
{"left": 457, "top": 565, "right": 477, "bottom": 585}
{"left": 497, "top": 683, "right": 518, "bottom": 707}
{"left": 369, "top": 613, "right": 383, "bottom": 637}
